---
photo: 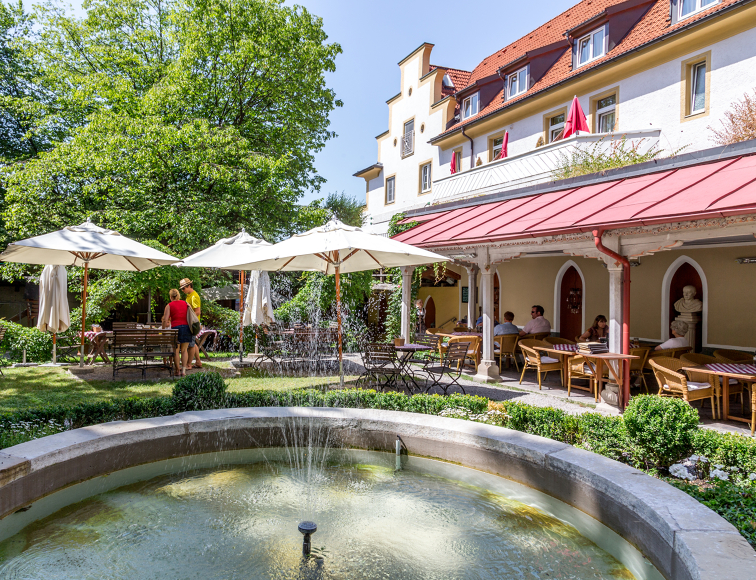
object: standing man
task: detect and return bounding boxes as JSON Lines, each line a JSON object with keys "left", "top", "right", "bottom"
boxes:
{"left": 180, "top": 278, "right": 202, "bottom": 369}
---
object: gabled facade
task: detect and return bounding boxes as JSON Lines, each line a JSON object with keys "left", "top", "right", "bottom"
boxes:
{"left": 357, "top": 0, "right": 756, "bottom": 234}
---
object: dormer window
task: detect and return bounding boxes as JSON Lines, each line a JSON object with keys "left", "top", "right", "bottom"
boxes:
{"left": 679, "top": 0, "right": 718, "bottom": 20}
{"left": 506, "top": 66, "right": 529, "bottom": 100}
{"left": 576, "top": 26, "right": 607, "bottom": 67}
{"left": 442, "top": 74, "right": 454, "bottom": 89}
{"left": 462, "top": 93, "right": 479, "bottom": 119}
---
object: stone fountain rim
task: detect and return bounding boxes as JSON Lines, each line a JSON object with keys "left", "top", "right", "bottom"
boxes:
{"left": 0, "top": 406, "right": 753, "bottom": 580}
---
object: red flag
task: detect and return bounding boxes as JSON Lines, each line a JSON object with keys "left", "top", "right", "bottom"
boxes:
{"left": 450, "top": 150, "right": 457, "bottom": 174}
{"left": 563, "top": 96, "right": 590, "bottom": 139}
{"left": 498, "top": 131, "right": 509, "bottom": 159}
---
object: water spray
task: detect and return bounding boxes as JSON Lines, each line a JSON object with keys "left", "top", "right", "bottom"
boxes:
{"left": 395, "top": 435, "right": 402, "bottom": 471}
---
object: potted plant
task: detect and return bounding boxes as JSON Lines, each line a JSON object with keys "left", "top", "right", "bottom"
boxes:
{"left": 394, "top": 336, "right": 405, "bottom": 347}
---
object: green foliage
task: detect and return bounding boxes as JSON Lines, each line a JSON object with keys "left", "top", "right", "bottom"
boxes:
{"left": 172, "top": 371, "right": 228, "bottom": 411}
{"left": 669, "top": 479, "right": 756, "bottom": 548}
{"left": 202, "top": 300, "right": 254, "bottom": 352}
{"left": 551, "top": 136, "right": 668, "bottom": 181}
{"left": 692, "top": 428, "right": 756, "bottom": 475}
{"left": 382, "top": 212, "right": 423, "bottom": 339}
{"left": 0, "top": 320, "right": 52, "bottom": 362}
{"left": 1, "top": 0, "right": 343, "bottom": 264}
{"left": 504, "top": 403, "right": 580, "bottom": 444}
{"left": 321, "top": 191, "right": 364, "bottom": 227}
{"left": 623, "top": 395, "right": 700, "bottom": 468}
{"left": 576, "top": 413, "right": 628, "bottom": 462}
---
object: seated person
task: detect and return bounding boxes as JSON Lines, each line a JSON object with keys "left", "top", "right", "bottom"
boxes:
{"left": 475, "top": 315, "right": 499, "bottom": 329}
{"left": 656, "top": 320, "right": 689, "bottom": 350}
{"left": 494, "top": 311, "right": 519, "bottom": 336}
{"left": 579, "top": 315, "right": 608, "bottom": 342}
{"left": 519, "top": 305, "right": 551, "bottom": 337}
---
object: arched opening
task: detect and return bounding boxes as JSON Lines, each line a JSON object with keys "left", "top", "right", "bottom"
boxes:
{"left": 424, "top": 296, "right": 436, "bottom": 329}
{"left": 667, "top": 261, "right": 704, "bottom": 351}
{"left": 559, "top": 265, "right": 584, "bottom": 341}
{"left": 661, "top": 256, "right": 708, "bottom": 350}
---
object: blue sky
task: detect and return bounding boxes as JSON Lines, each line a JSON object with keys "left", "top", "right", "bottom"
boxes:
{"left": 294, "top": 0, "right": 578, "bottom": 205}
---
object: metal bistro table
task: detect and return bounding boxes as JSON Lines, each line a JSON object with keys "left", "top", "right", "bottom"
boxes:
{"left": 682, "top": 362, "right": 756, "bottom": 424}
{"left": 395, "top": 343, "right": 432, "bottom": 393}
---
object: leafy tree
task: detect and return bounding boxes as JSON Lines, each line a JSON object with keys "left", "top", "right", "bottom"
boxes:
{"left": 322, "top": 191, "right": 364, "bottom": 227}
{"left": 1, "top": 0, "right": 342, "bottom": 263}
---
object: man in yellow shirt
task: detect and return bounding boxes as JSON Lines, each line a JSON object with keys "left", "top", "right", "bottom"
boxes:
{"left": 180, "top": 278, "right": 202, "bottom": 369}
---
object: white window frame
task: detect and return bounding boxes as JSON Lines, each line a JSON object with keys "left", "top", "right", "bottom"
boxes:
{"left": 492, "top": 136, "right": 504, "bottom": 160}
{"left": 385, "top": 176, "right": 395, "bottom": 205}
{"left": 462, "top": 93, "right": 479, "bottom": 120}
{"left": 421, "top": 163, "right": 432, "bottom": 193}
{"left": 596, "top": 95, "right": 617, "bottom": 133}
{"left": 690, "top": 62, "right": 707, "bottom": 114}
{"left": 576, "top": 26, "right": 607, "bottom": 68}
{"left": 679, "top": 0, "right": 718, "bottom": 20}
{"left": 506, "top": 66, "right": 529, "bottom": 100}
{"left": 549, "top": 114, "right": 565, "bottom": 142}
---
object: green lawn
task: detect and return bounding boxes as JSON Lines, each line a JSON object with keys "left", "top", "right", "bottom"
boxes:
{"left": 0, "top": 364, "right": 358, "bottom": 413}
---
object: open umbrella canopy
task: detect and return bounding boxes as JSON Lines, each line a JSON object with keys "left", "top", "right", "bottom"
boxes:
{"left": 221, "top": 218, "right": 447, "bottom": 273}
{"left": 0, "top": 219, "right": 179, "bottom": 271}
{"left": 178, "top": 229, "right": 271, "bottom": 269}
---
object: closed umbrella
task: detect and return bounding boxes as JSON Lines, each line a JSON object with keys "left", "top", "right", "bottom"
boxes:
{"left": 0, "top": 218, "right": 180, "bottom": 366}
{"left": 498, "top": 131, "right": 509, "bottom": 159}
{"left": 179, "top": 229, "right": 271, "bottom": 362}
{"left": 450, "top": 149, "right": 457, "bottom": 174}
{"left": 243, "top": 270, "right": 275, "bottom": 327}
{"left": 563, "top": 96, "right": 590, "bottom": 139}
{"left": 37, "top": 265, "right": 70, "bottom": 364}
{"left": 219, "top": 217, "right": 448, "bottom": 385}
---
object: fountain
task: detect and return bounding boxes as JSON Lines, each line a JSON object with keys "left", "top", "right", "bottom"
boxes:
{"left": 0, "top": 408, "right": 751, "bottom": 579}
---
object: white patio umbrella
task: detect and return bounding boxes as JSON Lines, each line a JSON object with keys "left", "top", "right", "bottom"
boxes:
{"left": 178, "top": 230, "right": 271, "bottom": 362}
{"left": 219, "top": 217, "right": 448, "bottom": 385}
{"left": 0, "top": 218, "right": 180, "bottom": 366}
{"left": 37, "top": 265, "right": 70, "bottom": 364}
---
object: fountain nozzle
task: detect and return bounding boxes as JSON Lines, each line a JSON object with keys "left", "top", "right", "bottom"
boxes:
{"left": 298, "top": 521, "right": 317, "bottom": 555}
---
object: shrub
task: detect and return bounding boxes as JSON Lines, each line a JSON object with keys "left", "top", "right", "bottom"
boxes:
{"left": 502, "top": 403, "right": 580, "bottom": 444}
{"left": 692, "top": 428, "right": 756, "bottom": 475}
{"left": 0, "top": 321, "right": 53, "bottom": 363}
{"left": 623, "top": 395, "right": 699, "bottom": 468}
{"left": 172, "top": 372, "right": 228, "bottom": 411}
{"left": 709, "top": 89, "right": 756, "bottom": 146}
{"left": 576, "top": 413, "right": 629, "bottom": 462}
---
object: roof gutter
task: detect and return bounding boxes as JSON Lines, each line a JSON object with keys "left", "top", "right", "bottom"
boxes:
{"left": 461, "top": 126, "right": 474, "bottom": 170}
{"left": 593, "top": 228, "right": 631, "bottom": 411}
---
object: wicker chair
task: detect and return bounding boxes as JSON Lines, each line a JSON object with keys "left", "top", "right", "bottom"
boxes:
{"left": 440, "top": 335, "right": 480, "bottom": 370}
{"left": 681, "top": 353, "right": 746, "bottom": 420}
{"left": 713, "top": 349, "right": 754, "bottom": 363}
{"left": 649, "top": 357, "right": 716, "bottom": 414}
{"left": 567, "top": 355, "right": 596, "bottom": 398}
{"left": 543, "top": 336, "right": 575, "bottom": 346}
{"left": 645, "top": 346, "right": 692, "bottom": 370}
{"left": 629, "top": 347, "right": 652, "bottom": 392}
{"left": 519, "top": 339, "right": 562, "bottom": 389}
{"left": 494, "top": 334, "right": 519, "bottom": 371}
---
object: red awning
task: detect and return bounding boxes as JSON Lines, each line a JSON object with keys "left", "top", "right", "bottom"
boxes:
{"left": 393, "top": 155, "right": 756, "bottom": 247}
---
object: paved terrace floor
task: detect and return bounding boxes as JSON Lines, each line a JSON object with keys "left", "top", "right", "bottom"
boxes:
{"left": 243, "top": 354, "right": 753, "bottom": 437}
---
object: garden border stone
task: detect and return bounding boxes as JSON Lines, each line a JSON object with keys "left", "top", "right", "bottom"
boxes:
{"left": 0, "top": 407, "right": 753, "bottom": 580}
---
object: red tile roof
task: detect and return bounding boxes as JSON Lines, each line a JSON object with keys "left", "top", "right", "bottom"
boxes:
{"left": 392, "top": 152, "right": 756, "bottom": 247}
{"left": 434, "top": 0, "right": 748, "bottom": 140}
{"left": 430, "top": 65, "right": 472, "bottom": 98}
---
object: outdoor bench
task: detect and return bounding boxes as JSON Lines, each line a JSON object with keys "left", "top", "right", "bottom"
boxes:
{"left": 112, "top": 329, "right": 178, "bottom": 378}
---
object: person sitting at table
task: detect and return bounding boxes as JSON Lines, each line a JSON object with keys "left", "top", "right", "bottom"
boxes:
{"left": 494, "top": 311, "right": 519, "bottom": 336}
{"left": 162, "top": 288, "right": 192, "bottom": 377}
{"left": 655, "top": 320, "right": 689, "bottom": 350}
{"left": 579, "top": 315, "right": 608, "bottom": 342}
{"left": 519, "top": 305, "right": 551, "bottom": 336}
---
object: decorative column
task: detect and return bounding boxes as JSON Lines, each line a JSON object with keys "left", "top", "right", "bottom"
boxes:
{"left": 400, "top": 266, "right": 414, "bottom": 341}
{"left": 607, "top": 265, "right": 624, "bottom": 354}
{"left": 474, "top": 267, "right": 501, "bottom": 383}
{"left": 465, "top": 265, "right": 479, "bottom": 328}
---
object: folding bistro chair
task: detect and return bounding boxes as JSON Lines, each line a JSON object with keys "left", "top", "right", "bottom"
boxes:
{"left": 424, "top": 341, "right": 469, "bottom": 395}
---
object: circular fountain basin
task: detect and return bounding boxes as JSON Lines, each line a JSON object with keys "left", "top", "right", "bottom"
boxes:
{"left": 0, "top": 407, "right": 752, "bottom": 580}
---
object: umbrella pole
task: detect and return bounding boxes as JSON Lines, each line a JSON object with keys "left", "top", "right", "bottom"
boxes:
{"left": 239, "top": 270, "right": 245, "bottom": 364}
{"left": 53, "top": 333, "right": 57, "bottom": 365}
{"left": 335, "top": 260, "right": 343, "bottom": 388}
{"left": 79, "top": 262, "right": 89, "bottom": 367}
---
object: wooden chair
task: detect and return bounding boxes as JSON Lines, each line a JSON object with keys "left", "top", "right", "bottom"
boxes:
{"left": 713, "top": 349, "right": 753, "bottom": 363}
{"left": 440, "top": 335, "right": 480, "bottom": 369}
{"left": 645, "top": 346, "right": 692, "bottom": 370}
{"left": 649, "top": 357, "right": 716, "bottom": 415}
{"left": 567, "top": 355, "right": 597, "bottom": 398}
{"left": 494, "top": 334, "right": 519, "bottom": 371}
{"left": 518, "top": 339, "right": 562, "bottom": 390}
{"left": 629, "top": 347, "right": 652, "bottom": 392}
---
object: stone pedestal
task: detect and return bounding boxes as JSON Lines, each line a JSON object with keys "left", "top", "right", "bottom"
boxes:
{"left": 600, "top": 383, "right": 620, "bottom": 407}
{"left": 474, "top": 359, "right": 502, "bottom": 383}
{"left": 675, "top": 312, "right": 701, "bottom": 352}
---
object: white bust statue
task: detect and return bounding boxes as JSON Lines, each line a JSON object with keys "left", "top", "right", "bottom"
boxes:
{"left": 674, "top": 285, "right": 703, "bottom": 313}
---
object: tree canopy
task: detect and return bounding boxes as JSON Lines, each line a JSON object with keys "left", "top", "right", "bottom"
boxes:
{"left": 0, "top": 0, "right": 342, "bottom": 261}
